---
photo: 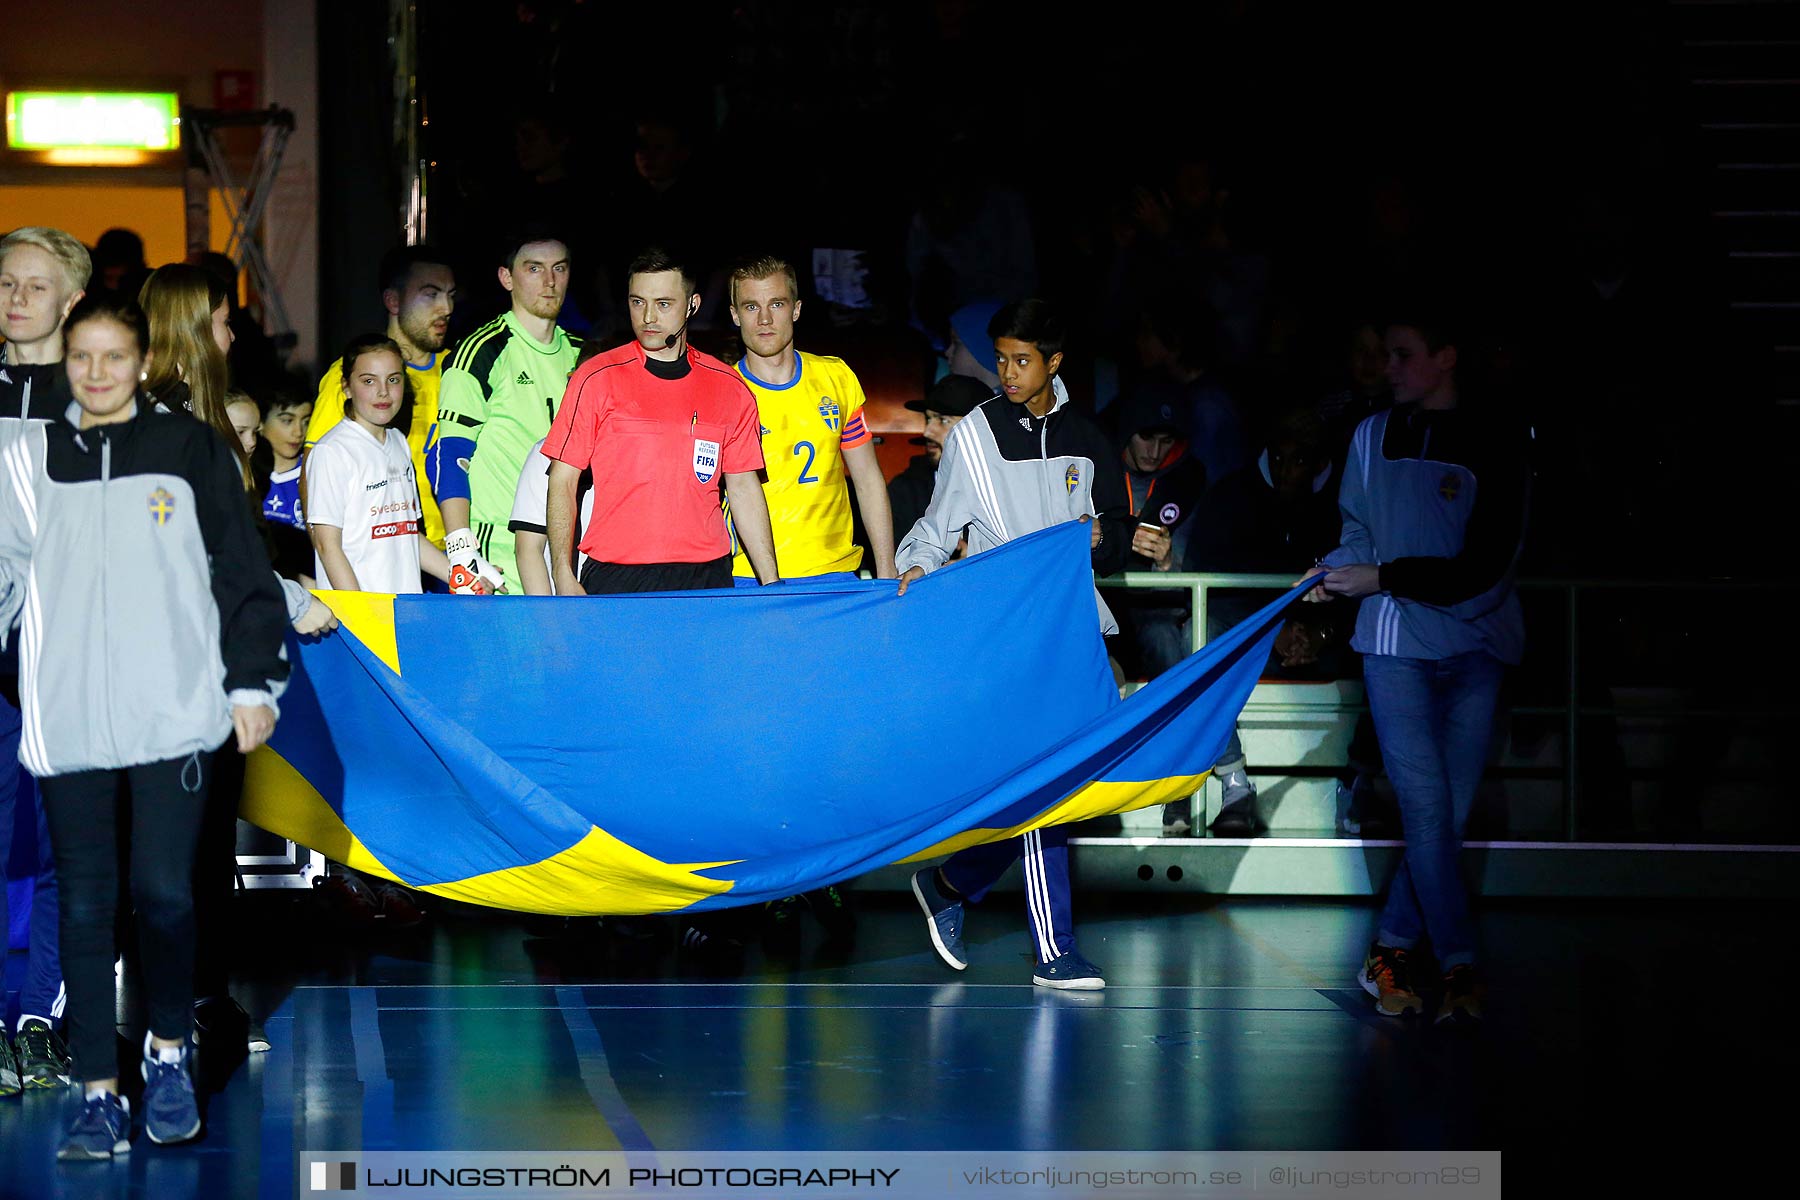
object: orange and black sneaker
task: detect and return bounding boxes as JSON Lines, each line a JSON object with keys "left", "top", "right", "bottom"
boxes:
{"left": 1436, "top": 964, "right": 1484, "bottom": 1024}
{"left": 1358, "top": 942, "right": 1424, "bottom": 1017}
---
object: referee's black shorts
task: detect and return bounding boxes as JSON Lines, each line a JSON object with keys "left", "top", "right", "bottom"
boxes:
{"left": 580, "top": 555, "right": 733, "bottom": 595}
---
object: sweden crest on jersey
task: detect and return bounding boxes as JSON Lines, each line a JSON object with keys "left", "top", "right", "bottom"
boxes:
{"left": 1065, "top": 464, "right": 1080, "bottom": 494}
{"left": 818, "top": 397, "right": 840, "bottom": 431}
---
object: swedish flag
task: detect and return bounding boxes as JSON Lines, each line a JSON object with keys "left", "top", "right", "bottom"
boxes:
{"left": 245, "top": 523, "right": 1305, "bottom": 915}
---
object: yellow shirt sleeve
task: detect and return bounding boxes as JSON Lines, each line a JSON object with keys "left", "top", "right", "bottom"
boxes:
{"left": 407, "top": 363, "right": 446, "bottom": 547}
{"left": 306, "top": 364, "right": 346, "bottom": 448}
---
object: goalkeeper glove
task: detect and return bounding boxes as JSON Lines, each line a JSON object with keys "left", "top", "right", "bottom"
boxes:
{"left": 444, "top": 528, "right": 506, "bottom": 595}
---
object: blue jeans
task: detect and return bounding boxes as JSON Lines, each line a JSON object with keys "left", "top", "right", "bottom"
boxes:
{"left": 1362, "top": 651, "right": 1504, "bottom": 969}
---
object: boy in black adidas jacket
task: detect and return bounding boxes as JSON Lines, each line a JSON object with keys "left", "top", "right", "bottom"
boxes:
{"left": 897, "top": 299, "right": 1124, "bottom": 990}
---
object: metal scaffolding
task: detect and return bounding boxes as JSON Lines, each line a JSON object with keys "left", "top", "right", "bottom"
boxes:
{"left": 182, "top": 105, "right": 298, "bottom": 354}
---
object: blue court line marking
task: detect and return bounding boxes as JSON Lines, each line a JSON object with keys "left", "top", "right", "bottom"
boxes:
{"left": 349, "top": 986, "right": 398, "bottom": 1150}
{"left": 257, "top": 1007, "right": 296, "bottom": 1200}
{"left": 367, "top": 1003, "right": 1342, "bottom": 1014}
{"left": 555, "top": 985, "right": 657, "bottom": 1161}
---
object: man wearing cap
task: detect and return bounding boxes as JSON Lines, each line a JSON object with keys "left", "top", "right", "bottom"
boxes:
{"left": 889, "top": 374, "right": 992, "bottom": 543}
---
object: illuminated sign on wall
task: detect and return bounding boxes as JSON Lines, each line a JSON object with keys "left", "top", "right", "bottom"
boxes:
{"left": 5, "top": 92, "right": 181, "bottom": 161}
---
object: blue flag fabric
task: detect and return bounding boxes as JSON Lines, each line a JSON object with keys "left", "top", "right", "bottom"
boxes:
{"left": 244, "top": 521, "right": 1311, "bottom": 916}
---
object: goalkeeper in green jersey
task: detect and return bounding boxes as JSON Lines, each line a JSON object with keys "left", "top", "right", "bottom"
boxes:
{"left": 427, "top": 227, "right": 583, "bottom": 592}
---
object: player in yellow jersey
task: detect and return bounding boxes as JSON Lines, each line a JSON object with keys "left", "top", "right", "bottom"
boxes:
{"left": 726, "top": 255, "right": 894, "bottom": 952}
{"left": 727, "top": 255, "right": 896, "bottom": 584}
{"left": 305, "top": 246, "right": 456, "bottom": 548}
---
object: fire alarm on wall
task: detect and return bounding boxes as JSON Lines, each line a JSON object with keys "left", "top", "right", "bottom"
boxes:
{"left": 213, "top": 70, "right": 258, "bottom": 112}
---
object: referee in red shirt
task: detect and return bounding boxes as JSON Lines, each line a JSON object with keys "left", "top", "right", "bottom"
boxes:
{"left": 545, "top": 248, "right": 780, "bottom": 594}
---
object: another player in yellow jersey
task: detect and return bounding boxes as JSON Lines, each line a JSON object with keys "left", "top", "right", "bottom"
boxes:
{"left": 727, "top": 255, "right": 896, "bottom": 582}
{"left": 304, "top": 246, "right": 456, "bottom": 547}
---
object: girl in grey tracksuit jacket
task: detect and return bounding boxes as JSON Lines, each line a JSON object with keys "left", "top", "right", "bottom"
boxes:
{"left": 0, "top": 333, "right": 288, "bottom": 1135}
{"left": 0, "top": 403, "right": 290, "bottom": 773}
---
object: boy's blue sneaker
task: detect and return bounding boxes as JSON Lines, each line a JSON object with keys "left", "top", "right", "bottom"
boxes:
{"left": 910, "top": 868, "right": 967, "bottom": 970}
{"left": 141, "top": 1045, "right": 201, "bottom": 1145}
{"left": 58, "top": 1092, "right": 131, "bottom": 1161}
{"left": 1033, "top": 952, "right": 1106, "bottom": 991}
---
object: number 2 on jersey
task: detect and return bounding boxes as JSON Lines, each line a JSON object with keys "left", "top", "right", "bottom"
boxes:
{"left": 793, "top": 441, "right": 819, "bottom": 484}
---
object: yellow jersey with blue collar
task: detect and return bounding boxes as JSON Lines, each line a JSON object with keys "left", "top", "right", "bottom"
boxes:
{"left": 730, "top": 350, "right": 871, "bottom": 579}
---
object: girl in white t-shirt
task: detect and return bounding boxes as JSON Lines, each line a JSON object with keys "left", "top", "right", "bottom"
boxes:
{"left": 304, "top": 335, "right": 453, "bottom": 593}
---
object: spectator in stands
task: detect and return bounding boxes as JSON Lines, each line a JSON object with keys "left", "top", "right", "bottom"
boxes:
{"left": 1316, "top": 319, "right": 1393, "bottom": 450}
{"left": 91, "top": 228, "right": 149, "bottom": 301}
{"left": 1302, "top": 308, "right": 1529, "bottom": 1024}
{"left": 1186, "top": 406, "right": 1347, "bottom": 836}
{"left": 906, "top": 135, "right": 1038, "bottom": 339}
{"left": 1109, "top": 387, "right": 1213, "bottom": 834}
{"left": 888, "top": 374, "right": 991, "bottom": 545}
{"left": 507, "top": 106, "right": 599, "bottom": 334}
{"left": 1133, "top": 295, "right": 1250, "bottom": 488}
{"left": 601, "top": 116, "right": 735, "bottom": 335}
{"left": 1102, "top": 153, "right": 1270, "bottom": 367}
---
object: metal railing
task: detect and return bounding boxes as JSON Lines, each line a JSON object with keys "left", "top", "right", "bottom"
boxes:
{"left": 1098, "top": 572, "right": 1789, "bottom": 842}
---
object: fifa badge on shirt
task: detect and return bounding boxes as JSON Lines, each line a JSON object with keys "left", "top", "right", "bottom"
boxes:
{"left": 1064, "top": 464, "right": 1080, "bottom": 494}
{"left": 694, "top": 438, "right": 721, "bottom": 484}
{"left": 818, "top": 398, "right": 840, "bottom": 431}
{"left": 147, "top": 487, "right": 176, "bottom": 526}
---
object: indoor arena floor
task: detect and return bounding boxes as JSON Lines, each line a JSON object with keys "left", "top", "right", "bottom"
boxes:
{"left": 0, "top": 890, "right": 1782, "bottom": 1197}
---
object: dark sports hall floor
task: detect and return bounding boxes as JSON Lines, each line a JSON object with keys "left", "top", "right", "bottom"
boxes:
{"left": 0, "top": 887, "right": 1786, "bottom": 1197}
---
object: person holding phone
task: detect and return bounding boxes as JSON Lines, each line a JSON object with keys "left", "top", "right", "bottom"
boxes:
{"left": 1109, "top": 390, "right": 1212, "bottom": 831}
